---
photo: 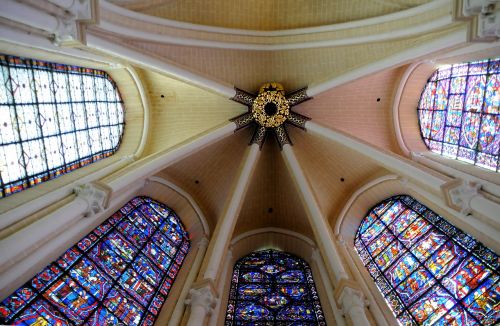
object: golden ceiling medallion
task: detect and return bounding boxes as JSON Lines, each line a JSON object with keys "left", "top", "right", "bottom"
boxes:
{"left": 252, "top": 83, "right": 290, "bottom": 128}
{"left": 231, "top": 82, "right": 311, "bottom": 148}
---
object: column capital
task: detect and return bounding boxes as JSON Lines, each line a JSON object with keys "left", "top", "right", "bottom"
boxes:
{"left": 197, "top": 236, "right": 210, "bottom": 249}
{"left": 442, "top": 178, "right": 480, "bottom": 215}
{"left": 185, "top": 280, "right": 218, "bottom": 315}
{"left": 336, "top": 234, "right": 346, "bottom": 246}
{"left": 333, "top": 279, "right": 366, "bottom": 307}
{"left": 310, "top": 248, "right": 321, "bottom": 262}
{"left": 340, "top": 287, "right": 366, "bottom": 313}
{"left": 73, "top": 182, "right": 111, "bottom": 217}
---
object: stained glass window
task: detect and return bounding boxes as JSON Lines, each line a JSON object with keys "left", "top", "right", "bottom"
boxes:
{"left": 225, "top": 249, "right": 326, "bottom": 325}
{"left": 0, "top": 54, "right": 125, "bottom": 198}
{"left": 417, "top": 57, "right": 499, "bottom": 172}
{"left": 0, "top": 196, "right": 190, "bottom": 325}
{"left": 355, "top": 195, "right": 499, "bottom": 325}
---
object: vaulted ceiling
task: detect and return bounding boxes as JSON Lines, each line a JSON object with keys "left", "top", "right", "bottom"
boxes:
{"left": 0, "top": 0, "right": 490, "bottom": 243}
{"left": 89, "top": 0, "right": 478, "bottom": 240}
{"left": 110, "top": 0, "right": 432, "bottom": 30}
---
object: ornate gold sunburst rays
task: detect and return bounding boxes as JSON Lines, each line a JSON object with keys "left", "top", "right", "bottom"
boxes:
{"left": 230, "top": 82, "right": 311, "bottom": 148}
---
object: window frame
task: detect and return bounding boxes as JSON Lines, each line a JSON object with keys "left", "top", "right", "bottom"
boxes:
{"left": 0, "top": 53, "right": 126, "bottom": 198}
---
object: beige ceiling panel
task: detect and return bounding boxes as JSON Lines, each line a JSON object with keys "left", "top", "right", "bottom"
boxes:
{"left": 137, "top": 68, "right": 246, "bottom": 155}
{"left": 157, "top": 127, "right": 253, "bottom": 231}
{"left": 112, "top": 0, "right": 431, "bottom": 31}
{"left": 235, "top": 136, "right": 314, "bottom": 239}
{"left": 123, "top": 26, "right": 462, "bottom": 92}
{"left": 290, "top": 128, "right": 388, "bottom": 226}
{"left": 295, "top": 65, "right": 407, "bottom": 155}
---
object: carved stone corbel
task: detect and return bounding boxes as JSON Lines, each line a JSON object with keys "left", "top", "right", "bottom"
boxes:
{"left": 454, "top": 0, "right": 500, "bottom": 40}
{"left": 441, "top": 178, "right": 480, "bottom": 215}
{"left": 49, "top": 0, "right": 99, "bottom": 46}
{"left": 73, "top": 181, "right": 111, "bottom": 217}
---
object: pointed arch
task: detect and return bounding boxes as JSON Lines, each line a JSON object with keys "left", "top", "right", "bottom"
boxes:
{"left": 0, "top": 196, "right": 190, "bottom": 325}
{"left": 354, "top": 195, "right": 499, "bottom": 325}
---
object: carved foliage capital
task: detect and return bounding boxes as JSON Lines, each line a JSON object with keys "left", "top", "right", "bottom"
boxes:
{"left": 339, "top": 286, "right": 367, "bottom": 315}
{"left": 185, "top": 286, "right": 217, "bottom": 314}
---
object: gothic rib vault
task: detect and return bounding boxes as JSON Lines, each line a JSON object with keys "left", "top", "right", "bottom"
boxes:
{"left": 0, "top": 0, "right": 499, "bottom": 325}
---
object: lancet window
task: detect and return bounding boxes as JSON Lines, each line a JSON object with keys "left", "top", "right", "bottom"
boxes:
{"left": 355, "top": 195, "right": 499, "bottom": 325}
{"left": 225, "top": 249, "right": 326, "bottom": 325}
{"left": 0, "top": 196, "right": 190, "bottom": 325}
{"left": 0, "top": 54, "right": 125, "bottom": 198}
{"left": 417, "top": 57, "right": 499, "bottom": 172}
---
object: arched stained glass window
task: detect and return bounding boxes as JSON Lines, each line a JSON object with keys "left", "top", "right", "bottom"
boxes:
{"left": 0, "top": 54, "right": 125, "bottom": 198}
{"left": 417, "top": 57, "right": 499, "bottom": 172}
{"left": 354, "top": 195, "right": 499, "bottom": 325}
{"left": 0, "top": 196, "right": 190, "bottom": 325}
{"left": 225, "top": 249, "right": 326, "bottom": 325}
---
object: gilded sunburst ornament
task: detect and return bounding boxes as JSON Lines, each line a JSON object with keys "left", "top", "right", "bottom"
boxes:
{"left": 230, "top": 82, "right": 311, "bottom": 148}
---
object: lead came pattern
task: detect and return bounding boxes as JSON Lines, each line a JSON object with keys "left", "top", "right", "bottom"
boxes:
{"left": 225, "top": 249, "right": 326, "bottom": 325}
{"left": 0, "top": 54, "right": 125, "bottom": 198}
{"left": 355, "top": 195, "right": 499, "bottom": 325}
{"left": 0, "top": 196, "right": 190, "bottom": 325}
{"left": 417, "top": 57, "right": 500, "bottom": 172}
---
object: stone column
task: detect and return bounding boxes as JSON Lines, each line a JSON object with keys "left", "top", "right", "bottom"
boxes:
{"left": 281, "top": 144, "right": 348, "bottom": 283}
{"left": 209, "top": 248, "right": 233, "bottom": 325}
{"left": 201, "top": 144, "right": 260, "bottom": 281}
{"left": 337, "top": 286, "right": 370, "bottom": 326}
{"left": 169, "top": 237, "right": 209, "bottom": 326}
{"left": 185, "top": 283, "right": 217, "bottom": 326}
{"left": 310, "top": 249, "right": 347, "bottom": 326}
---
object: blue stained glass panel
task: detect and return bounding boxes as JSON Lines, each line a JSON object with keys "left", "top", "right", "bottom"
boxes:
{"left": 375, "top": 241, "right": 406, "bottom": 271}
{"left": 0, "top": 197, "right": 190, "bottom": 326}
{"left": 84, "top": 306, "right": 120, "bottom": 326}
{"left": 43, "top": 276, "right": 97, "bottom": 324}
{"left": 355, "top": 195, "right": 500, "bottom": 325}
{"left": 418, "top": 57, "right": 500, "bottom": 171}
{"left": 280, "top": 285, "right": 307, "bottom": 300}
{"left": 238, "top": 284, "right": 270, "bottom": 300}
{"left": 225, "top": 249, "right": 325, "bottom": 325}
{"left": 411, "top": 229, "right": 447, "bottom": 261}
{"left": 367, "top": 228, "right": 395, "bottom": 256}
{"left": 410, "top": 287, "right": 456, "bottom": 324}
{"left": 277, "top": 304, "right": 316, "bottom": 321}
{"left": 69, "top": 258, "right": 112, "bottom": 300}
{"left": 277, "top": 270, "right": 305, "bottom": 283}
{"left": 425, "top": 241, "right": 468, "bottom": 278}
{"left": 13, "top": 299, "right": 70, "bottom": 326}
{"left": 235, "top": 303, "right": 270, "bottom": 321}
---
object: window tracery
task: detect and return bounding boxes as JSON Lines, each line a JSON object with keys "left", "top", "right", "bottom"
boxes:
{"left": 355, "top": 195, "right": 499, "bottom": 325}
{"left": 0, "top": 196, "right": 190, "bottom": 325}
{"left": 0, "top": 54, "right": 125, "bottom": 198}
{"left": 417, "top": 57, "right": 499, "bottom": 172}
{"left": 225, "top": 249, "right": 326, "bottom": 325}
